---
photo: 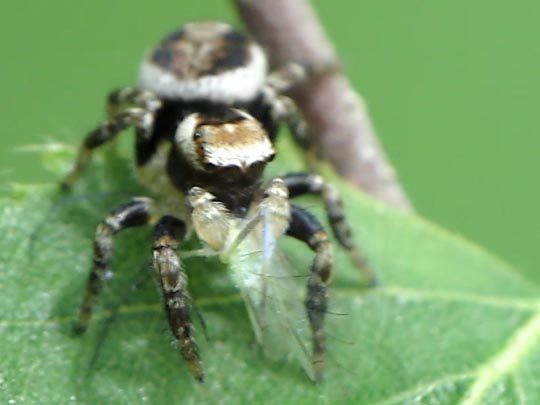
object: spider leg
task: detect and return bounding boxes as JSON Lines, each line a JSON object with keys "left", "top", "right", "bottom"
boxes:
{"left": 266, "top": 61, "right": 339, "bottom": 94}
{"left": 268, "top": 93, "right": 312, "bottom": 150}
{"left": 152, "top": 215, "right": 204, "bottom": 382}
{"left": 260, "top": 84, "right": 316, "bottom": 171}
{"left": 264, "top": 59, "right": 339, "bottom": 149}
{"left": 75, "top": 197, "right": 154, "bottom": 334}
{"left": 106, "top": 87, "right": 162, "bottom": 119}
{"left": 220, "top": 178, "right": 290, "bottom": 255}
{"left": 188, "top": 187, "right": 230, "bottom": 253}
{"left": 283, "top": 173, "right": 377, "bottom": 286}
{"left": 61, "top": 88, "right": 161, "bottom": 189}
{"left": 286, "top": 204, "right": 333, "bottom": 382}
{"left": 262, "top": 60, "right": 340, "bottom": 168}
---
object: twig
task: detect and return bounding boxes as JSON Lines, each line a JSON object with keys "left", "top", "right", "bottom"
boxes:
{"left": 233, "top": 0, "right": 413, "bottom": 211}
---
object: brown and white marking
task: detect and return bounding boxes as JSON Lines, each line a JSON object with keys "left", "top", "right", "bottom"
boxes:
{"left": 175, "top": 109, "right": 275, "bottom": 172}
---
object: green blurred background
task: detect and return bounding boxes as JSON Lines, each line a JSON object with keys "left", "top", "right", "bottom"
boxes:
{"left": 1, "top": 1, "right": 538, "bottom": 283}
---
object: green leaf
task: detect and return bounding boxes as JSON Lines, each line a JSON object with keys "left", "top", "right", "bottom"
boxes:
{"left": 1, "top": 141, "right": 540, "bottom": 404}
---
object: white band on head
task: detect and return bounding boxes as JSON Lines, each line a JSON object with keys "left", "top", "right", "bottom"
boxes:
{"left": 139, "top": 44, "right": 267, "bottom": 103}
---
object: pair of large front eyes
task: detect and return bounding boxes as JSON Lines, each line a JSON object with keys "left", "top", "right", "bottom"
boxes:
{"left": 200, "top": 156, "right": 275, "bottom": 173}
{"left": 199, "top": 157, "right": 275, "bottom": 171}
{"left": 200, "top": 161, "right": 265, "bottom": 173}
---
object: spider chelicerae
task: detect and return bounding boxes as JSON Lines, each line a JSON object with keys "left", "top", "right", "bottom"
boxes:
{"left": 62, "top": 21, "right": 369, "bottom": 382}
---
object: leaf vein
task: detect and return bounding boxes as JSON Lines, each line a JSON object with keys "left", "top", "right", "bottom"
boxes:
{"left": 3, "top": 286, "right": 539, "bottom": 328}
{"left": 459, "top": 311, "right": 540, "bottom": 404}
{"left": 376, "top": 286, "right": 540, "bottom": 311}
{"left": 370, "top": 372, "right": 474, "bottom": 405}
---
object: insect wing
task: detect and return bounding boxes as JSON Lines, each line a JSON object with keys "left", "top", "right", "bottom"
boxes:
{"left": 229, "top": 208, "right": 315, "bottom": 380}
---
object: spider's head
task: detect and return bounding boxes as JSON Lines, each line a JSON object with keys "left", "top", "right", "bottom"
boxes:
{"left": 175, "top": 108, "right": 275, "bottom": 178}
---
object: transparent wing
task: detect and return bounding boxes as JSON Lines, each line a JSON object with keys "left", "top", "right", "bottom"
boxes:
{"left": 228, "top": 207, "right": 315, "bottom": 380}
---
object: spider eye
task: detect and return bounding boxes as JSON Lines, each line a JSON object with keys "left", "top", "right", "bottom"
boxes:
{"left": 193, "top": 131, "right": 202, "bottom": 140}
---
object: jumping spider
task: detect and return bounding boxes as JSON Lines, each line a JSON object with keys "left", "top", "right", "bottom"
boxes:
{"left": 63, "top": 21, "right": 367, "bottom": 382}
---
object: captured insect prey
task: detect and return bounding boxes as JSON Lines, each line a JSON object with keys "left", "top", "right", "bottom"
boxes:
{"left": 63, "top": 21, "right": 372, "bottom": 382}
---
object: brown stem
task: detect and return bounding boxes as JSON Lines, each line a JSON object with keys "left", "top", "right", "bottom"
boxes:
{"left": 233, "top": 0, "right": 413, "bottom": 211}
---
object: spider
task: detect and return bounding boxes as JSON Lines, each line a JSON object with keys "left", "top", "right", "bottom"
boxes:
{"left": 62, "top": 21, "right": 368, "bottom": 382}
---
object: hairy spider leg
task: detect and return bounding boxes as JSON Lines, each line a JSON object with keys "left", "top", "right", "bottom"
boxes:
{"left": 61, "top": 88, "right": 161, "bottom": 188}
{"left": 265, "top": 61, "right": 340, "bottom": 94}
{"left": 264, "top": 60, "right": 342, "bottom": 172}
{"left": 267, "top": 93, "right": 312, "bottom": 150}
{"left": 283, "top": 173, "right": 377, "bottom": 286}
{"left": 152, "top": 215, "right": 204, "bottom": 382}
{"left": 75, "top": 197, "right": 154, "bottom": 334}
{"left": 106, "top": 87, "right": 162, "bottom": 118}
{"left": 286, "top": 205, "right": 333, "bottom": 382}
{"left": 263, "top": 60, "right": 341, "bottom": 150}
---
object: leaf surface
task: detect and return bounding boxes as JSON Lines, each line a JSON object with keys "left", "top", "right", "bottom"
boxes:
{"left": 1, "top": 143, "right": 539, "bottom": 404}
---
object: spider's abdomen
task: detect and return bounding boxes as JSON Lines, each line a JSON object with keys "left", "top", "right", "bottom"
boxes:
{"left": 139, "top": 22, "right": 267, "bottom": 104}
